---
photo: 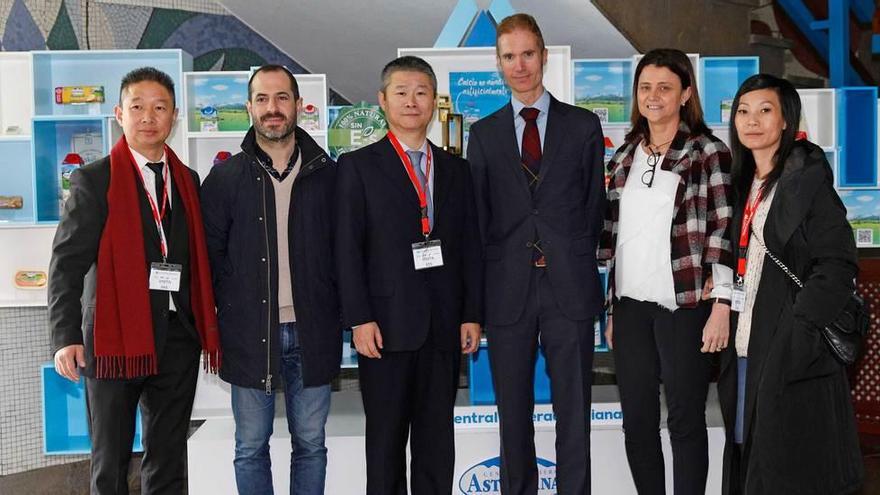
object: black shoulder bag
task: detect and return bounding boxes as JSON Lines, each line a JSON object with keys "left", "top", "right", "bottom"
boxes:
{"left": 753, "top": 234, "right": 870, "bottom": 365}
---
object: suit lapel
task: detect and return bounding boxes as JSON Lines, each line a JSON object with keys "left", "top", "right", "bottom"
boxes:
{"left": 167, "top": 173, "right": 188, "bottom": 264}
{"left": 373, "top": 137, "right": 420, "bottom": 209}
{"left": 430, "top": 142, "right": 452, "bottom": 227}
{"left": 533, "top": 97, "right": 566, "bottom": 194}
{"left": 135, "top": 178, "right": 162, "bottom": 255}
{"left": 495, "top": 103, "right": 532, "bottom": 198}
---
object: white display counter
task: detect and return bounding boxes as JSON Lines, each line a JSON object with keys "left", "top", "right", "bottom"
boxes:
{"left": 188, "top": 385, "right": 725, "bottom": 494}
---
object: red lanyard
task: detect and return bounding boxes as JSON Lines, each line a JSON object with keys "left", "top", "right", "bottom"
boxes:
{"left": 736, "top": 187, "right": 763, "bottom": 281}
{"left": 387, "top": 132, "right": 433, "bottom": 238}
{"left": 129, "top": 148, "right": 170, "bottom": 259}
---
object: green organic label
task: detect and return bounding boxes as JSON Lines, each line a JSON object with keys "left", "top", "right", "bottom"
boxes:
{"left": 328, "top": 102, "right": 388, "bottom": 159}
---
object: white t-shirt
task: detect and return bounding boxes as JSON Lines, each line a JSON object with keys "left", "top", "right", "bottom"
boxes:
{"left": 615, "top": 144, "right": 680, "bottom": 310}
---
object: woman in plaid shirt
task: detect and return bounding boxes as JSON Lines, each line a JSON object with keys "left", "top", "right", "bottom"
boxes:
{"left": 598, "top": 49, "right": 734, "bottom": 494}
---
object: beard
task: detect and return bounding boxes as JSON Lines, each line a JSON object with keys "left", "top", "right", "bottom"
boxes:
{"left": 254, "top": 112, "right": 296, "bottom": 141}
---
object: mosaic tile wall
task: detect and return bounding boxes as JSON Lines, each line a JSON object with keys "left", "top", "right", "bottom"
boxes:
{"left": 0, "top": 307, "right": 87, "bottom": 476}
{"left": 0, "top": 0, "right": 349, "bottom": 104}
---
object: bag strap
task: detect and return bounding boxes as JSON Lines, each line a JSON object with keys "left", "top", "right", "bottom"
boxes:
{"left": 751, "top": 230, "right": 805, "bottom": 289}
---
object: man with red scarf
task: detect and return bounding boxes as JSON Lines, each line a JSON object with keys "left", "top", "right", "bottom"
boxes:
{"left": 48, "top": 67, "right": 220, "bottom": 495}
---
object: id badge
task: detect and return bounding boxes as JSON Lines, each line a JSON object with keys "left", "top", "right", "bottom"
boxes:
{"left": 412, "top": 240, "right": 444, "bottom": 270}
{"left": 149, "top": 262, "right": 182, "bottom": 292}
{"left": 731, "top": 285, "right": 746, "bottom": 313}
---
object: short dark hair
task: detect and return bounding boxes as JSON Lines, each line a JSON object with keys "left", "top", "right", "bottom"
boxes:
{"left": 248, "top": 64, "right": 300, "bottom": 101}
{"left": 729, "top": 73, "right": 802, "bottom": 201}
{"left": 496, "top": 13, "right": 545, "bottom": 55}
{"left": 119, "top": 67, "right": 176, "bottom": 107}
{"left": 380, "top": 56, "right": 437, "bottom": 95}
{"left": 626, "top": 49, "right": 709, "bottom": 143}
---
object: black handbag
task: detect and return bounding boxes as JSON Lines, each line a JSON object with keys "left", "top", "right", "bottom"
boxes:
{"left": 754, "top": 234, "right": 870, "bottom": 365}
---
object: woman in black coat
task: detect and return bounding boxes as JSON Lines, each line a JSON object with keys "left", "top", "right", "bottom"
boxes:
{"left": 718, "top": 73, "right": 864, "bottom": 494}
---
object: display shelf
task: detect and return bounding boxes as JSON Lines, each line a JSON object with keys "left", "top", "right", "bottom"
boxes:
{"left": 32, "top": 116, "right": 108, "bottom": 223}
{"left": 188, "top": 131, "right": 245, "bottom": 180}
{"left": 0, "top": 136, "right": 35, "bottom": 224}
{"left": 183, "top": 71, "right": 250, "bottom": 133}
{"left": 42, "top": 363, "right": 143, "bottom": 454}
{"left": 295, "top": 74, "right": 329, "bottom": 132}
{"left": 0, "top": 51, "right": 34, "bottom": 136}
{"left": 601, "top": 124, "right": 628, "bottom": 169}
{"left": 797, "top": 88, "right": 836, "bottom": 149}
{"left": 573, "top": 58, "right": 633, "bottom": 124}
{"left": 0, "top": 226, "right": 54, "bottom": 306}
{"left": 699, "top": 56, "right": 759, "bottom": 125}
{"left": 824, "top": 147, "right": 840, "bottom": 186}
{"left": 32, "top": 49, "right": 192, "bottom": 117}
{"left": 837, "top": 86, "right": 878, "bottom": 188}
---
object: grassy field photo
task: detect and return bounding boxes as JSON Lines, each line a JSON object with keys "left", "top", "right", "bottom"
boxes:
{"left": 573, "top": 60, "right": 631, "bottom": 124}
{"left": 189, "top": 75, "right": 250, "bottom": 132}
{"left": 840, "top": 189, "right": 880, "bottom": 247}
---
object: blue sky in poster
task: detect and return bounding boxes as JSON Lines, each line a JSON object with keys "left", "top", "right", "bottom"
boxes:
{"left": 449, "top": 71, "right": 510, "bottom": 152}
{"left": 192, "top": 75, "right": 249, "bottom": 109}
{"left": 840, "top": 189, "right": 880, "bottom": 220}
{"left": 573, "top": 61, "right": 628, "bottom": 100}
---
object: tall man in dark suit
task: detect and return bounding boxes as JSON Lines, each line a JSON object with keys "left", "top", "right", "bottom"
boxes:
{"left": 467, "top": 14, "right": 607, "bottom": 495}
{"left": 49, "top": 67, "right": 220, "bottom": 495}
{"left": 335, "top": 56, "right": 483, "bottom": 494}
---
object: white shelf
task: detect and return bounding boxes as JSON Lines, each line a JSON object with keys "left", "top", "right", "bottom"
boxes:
{"left": 797, "top": 88, "right": 836, "bottom": 149}
{"left": 0, "top": 52, "right": 34, "bottom": 136}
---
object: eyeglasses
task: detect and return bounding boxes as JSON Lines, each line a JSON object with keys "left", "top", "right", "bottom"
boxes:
{"left": 642, "top": 150, "right": 661, "bottom": 187}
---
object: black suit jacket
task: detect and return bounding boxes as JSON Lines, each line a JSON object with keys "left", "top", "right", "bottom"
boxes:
{"left": 467, "top": 95, "right": 607, "bottom": 326}
{"left": 335, "top": 137, "right": 483, "bottom": 352}
{"left": 48, "top": 155, "right": 200, "bottom": 378}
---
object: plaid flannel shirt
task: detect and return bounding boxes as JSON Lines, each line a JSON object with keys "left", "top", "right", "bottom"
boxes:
{"left": 598, "top": 122, "right": 733, "bottom": 309}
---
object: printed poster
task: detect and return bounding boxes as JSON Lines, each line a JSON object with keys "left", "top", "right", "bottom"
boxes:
{"left": 449, "top": 71, "right": 510, "bottom": 156}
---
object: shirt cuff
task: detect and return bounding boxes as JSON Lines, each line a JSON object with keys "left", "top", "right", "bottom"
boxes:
{"left": 710, "top": 263, "right": 733, "bottom": 299}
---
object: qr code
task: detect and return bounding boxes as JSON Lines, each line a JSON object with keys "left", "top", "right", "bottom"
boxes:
{"left": 593, "top": 107, "right": 609, "bottom": 124}
{"left": 857, "top": 228, "right": 873, "bottom": 246}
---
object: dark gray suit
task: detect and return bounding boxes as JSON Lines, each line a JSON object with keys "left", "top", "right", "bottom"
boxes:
{"left": 467, "top": 95, "right": 606, "bottom": 494}
{"left": 48, "top": 155, "right": 202, "bottom": 495}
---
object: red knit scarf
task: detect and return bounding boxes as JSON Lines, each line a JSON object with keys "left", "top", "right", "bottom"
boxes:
{"left": 94, "top": 136, "right": 221, "bottom": 379}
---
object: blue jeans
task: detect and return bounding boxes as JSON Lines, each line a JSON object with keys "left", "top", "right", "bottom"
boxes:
{"left": 231, "top": 322, "right": 331, "bottom": 495}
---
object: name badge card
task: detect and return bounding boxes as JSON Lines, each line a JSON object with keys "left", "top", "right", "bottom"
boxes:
{"left": 412, "top": 240, "right": 444, "bottom": 270}
{"left": 731, "top": 286, "right": 746, "bottom": 313}
{"left": 149, "top": 262, "right": 182, "bottom": 292}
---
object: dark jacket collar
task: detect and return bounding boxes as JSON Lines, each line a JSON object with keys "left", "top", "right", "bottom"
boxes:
{"left": 764, "top": 140, "right": 831, "bottom": 253}
{"left": 370, "top": 135, "right": 453, "bottom": 226}
{"left": 240, "top": 126, "right": 331, "bottom": 178}
{"left": 489, "top": 94, "right": 570, "bottom": 196}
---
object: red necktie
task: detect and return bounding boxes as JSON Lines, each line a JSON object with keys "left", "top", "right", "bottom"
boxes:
{"left": 520, "top": 107, "right": 541, "bottom": 192}
{"left": 519, "top": 108, "right": 546, "bottom": 267}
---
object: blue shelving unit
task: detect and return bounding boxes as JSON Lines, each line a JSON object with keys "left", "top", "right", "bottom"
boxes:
{"left": 42, "top": 363, "right": 143, "bottom": 455}
{"left": 32, "top": 116, "right": 108, "bottom": 223}
{"left": 32, "top": 50, "right": 191, "bottom": 116}
{"left": 0, "top": 136, "right": 34, "bottom": 224}
{"left": 837, "top": 86, "right": 878, "bottom": 188}
{"left": 699, "top": 56, "right": 760, "bottom": 125}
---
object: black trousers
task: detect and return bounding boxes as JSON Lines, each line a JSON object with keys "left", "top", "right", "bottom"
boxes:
{"left": 358, "top": 339, "right": 461, "bottom": 495}
{"left": 486, "top": 268, "right": 595, "bottom": 495}
{"left": 85, "top": 314, "right": 201, "bottom": 495}
{"left": 612, "top": 297, "right": 712, "bottom": 495}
